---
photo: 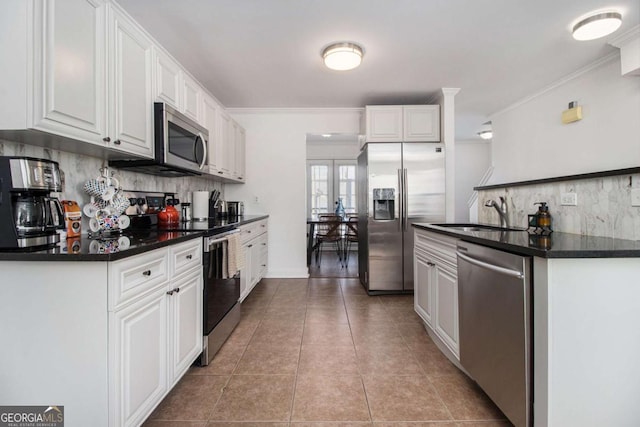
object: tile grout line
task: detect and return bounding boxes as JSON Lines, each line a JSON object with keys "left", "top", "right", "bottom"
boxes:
{"left": 285, "top": 278, "right": 309, "bottom": 423}
{"left": 206, "top": 279, "right": 281, "bottom": 423}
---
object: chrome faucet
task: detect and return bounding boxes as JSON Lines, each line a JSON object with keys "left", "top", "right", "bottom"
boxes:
{"left": 485, "top": 196, "right": 508, "bottom": 228}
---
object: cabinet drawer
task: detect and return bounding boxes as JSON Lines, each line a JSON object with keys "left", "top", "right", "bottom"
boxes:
{"left": 109, "top": 248, "right": 169, "bottom": 310}
{"left": 170, "top": 238, "right": 202, "bottom": 277}
{"left": 239, "top": 219, "right": 268, "bottom": 244}
{"left": 414, "top": 231, "right": 457, "bottom": 266}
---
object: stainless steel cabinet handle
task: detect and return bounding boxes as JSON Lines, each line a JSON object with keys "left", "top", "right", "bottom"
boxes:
{"left": 186, "top": 254, "right": 193, "bottom": 260}
{"left": 426, "top": 261, "right": 435, "bottom": 267}
{"left": 142, "top": 270, "right": 151, "bottom": 276}
{"left": 218, "top": 171, "right": 223, "bottom": 174}
{"left": 113, "top": 139, "right": 121, "bottom": 145}
{"left": 166, "top": 287, "right": 180, "bottom": 296}
{"left": 456, "top": 251, "right": 524, "bottom": 279}
{"left": 102, "top": 136, "right": 111, "bottom": 142}
{"left": 166, "top": 290, "right": 174, "bottom": 295}
{"left": 248, "top": 244, "right": 253, "bottom": 248}
{"left": 247, "top": 230, "right": 251, "bottom": 234}
{"left": 174, "top": 287, "right": 180, "bottom": 293}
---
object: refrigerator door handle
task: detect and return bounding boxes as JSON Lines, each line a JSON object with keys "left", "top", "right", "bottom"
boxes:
{"left": 397, "top": 168, "right": 402, "bottom": 232}
{"left": 403, "top": 168, "right": 408, "bottom": 232}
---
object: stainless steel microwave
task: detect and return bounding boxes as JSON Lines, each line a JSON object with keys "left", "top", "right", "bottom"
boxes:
{"left": 110, "top": 103, "right": 208, "bottom": 177}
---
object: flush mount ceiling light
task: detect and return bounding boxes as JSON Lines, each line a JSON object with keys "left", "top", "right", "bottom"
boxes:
{"left": 478, "top": 122, "right": 493, "bottom": 140}
{"left": 572, "top": 11, "right": 622, "bottom": 41}
{"left": 322, "top": 42, "right": 364, "bottom": 71}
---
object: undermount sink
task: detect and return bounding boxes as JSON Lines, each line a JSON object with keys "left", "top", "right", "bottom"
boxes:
{"left": 431, "top": 223, "right": 526, "bottom": 232}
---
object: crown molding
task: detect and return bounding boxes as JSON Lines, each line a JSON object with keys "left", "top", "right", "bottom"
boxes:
{"left": 490, "top": 52, "right": 619, "bottom": 119}
{"left": 227, "top": 107, "right": 364, "bottom": 115}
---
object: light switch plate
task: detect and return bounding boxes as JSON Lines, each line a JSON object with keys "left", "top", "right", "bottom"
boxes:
{"left": 632, "top": 189, "right": 640, "bottom": 207}
{"left": 560, "top": 192, "right": 578, "bottom": 206}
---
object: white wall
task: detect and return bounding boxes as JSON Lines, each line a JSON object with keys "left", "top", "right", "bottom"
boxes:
{"left": 455, "top": 140, "right": 492, "bottom": 222}
{"left": 225, "top": 108, "right": 362, "bottom": 278}
{"left": 490, "top": 55, "right": 640, "bottom": 184}
{"left": 306, "top": 139, "right": 360, "bottom": 160}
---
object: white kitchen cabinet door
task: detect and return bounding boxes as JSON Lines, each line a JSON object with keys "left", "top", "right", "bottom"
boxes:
{"left": 215, "top": 111, "right": 232, "bottom": 177}
{"left": 240, "top": 243, "right": 250, "bottom": 301}
{"left": 365, "top": 106, "right": 403, "bottom": 142}
{"left": 107, "top": 4, "right": 154, "bottom": 157}
{"left": 110, "top": 290, "right": 168, "bottom": 427}
{"left": 434, "top": 263, "right": 459, "bottom": 356}
{"left": 414, "top": 250, "right": 434, "bottom": 327}
{"left": 153, "top": 47, "right": 182, "bottom": 110}
{"left": 256, "top": 232, "right": 268, "bottom": 283}
{"left": 202, "top": 94, "right": 219, "bottom": 174}
{"left": 234, "top": 124, "right": 246, "bottom": 182}
{"left": 168, "top": 270, "right": 203, "bottom": 386}
{"left": 403, "top": 105, "right": 440, "bottom": 142}
{"left": 33, "top": 0, "right": 107, "bottom": 145}
{"left": 226, "top": 120, "right": 237, "bottom": 179}
{"left": 182, "top": 73, "right": 202, "bottom": 123}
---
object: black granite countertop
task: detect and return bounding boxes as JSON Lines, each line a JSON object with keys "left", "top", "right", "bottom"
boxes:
{"left": 0, "top": 215, "right": 269, "bottom": 262}
{"left": 414, "top": 223, "right": 640, "bottom": 258}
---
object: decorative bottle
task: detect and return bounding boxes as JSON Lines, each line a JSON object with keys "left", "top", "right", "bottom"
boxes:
{"left": 335, "top": 198, "right": 345, "bottom": 219}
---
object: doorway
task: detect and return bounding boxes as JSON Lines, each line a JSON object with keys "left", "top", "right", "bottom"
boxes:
{"left": 306, "top": 134, "right": 359, "bottom": 278}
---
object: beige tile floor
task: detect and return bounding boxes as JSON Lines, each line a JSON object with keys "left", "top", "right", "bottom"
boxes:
{"left": 145, "top": 278, "right": 512, "bottom": 427}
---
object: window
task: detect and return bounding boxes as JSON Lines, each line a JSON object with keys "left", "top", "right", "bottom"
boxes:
{"left": 307, "top": 160, "right": 357, "bottom": 218}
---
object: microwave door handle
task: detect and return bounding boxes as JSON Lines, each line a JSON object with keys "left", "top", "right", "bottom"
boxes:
{"left": 197, "top": 132, "right": 207, "bottom": 170}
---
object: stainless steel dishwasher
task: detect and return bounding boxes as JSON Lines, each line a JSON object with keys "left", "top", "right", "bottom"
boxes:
{"left": 457, "top": 241, "right": 532, "bottom": 427}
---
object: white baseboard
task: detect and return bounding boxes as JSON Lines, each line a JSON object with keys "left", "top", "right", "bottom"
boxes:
{"left": 264, "top": 269, "right": 310, "bottom": 279}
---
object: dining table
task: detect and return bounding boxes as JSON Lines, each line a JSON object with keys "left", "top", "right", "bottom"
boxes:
{"left": 306, "top": 216, "right": 358, "bottom": 266}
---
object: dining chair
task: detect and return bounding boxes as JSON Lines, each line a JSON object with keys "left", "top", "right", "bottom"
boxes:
{"left": 343, "top": 215, "right": 358, "bottom": 267}
{"left": 315, "top": 214, "right": 343, "bottom": 265}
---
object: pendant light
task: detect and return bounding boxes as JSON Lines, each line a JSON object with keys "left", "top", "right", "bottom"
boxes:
{"left": 572, "top": 12, "right": 622, "bottom": 41}
{"left": 322, "top": 42, "right": 364, "bottom": 71}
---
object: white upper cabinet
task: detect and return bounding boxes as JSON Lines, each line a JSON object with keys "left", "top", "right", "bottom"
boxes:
{"left": 0, "top": 0, "right": 155, "bottom": 158}
{"left": 153, "top": 47, "right": 182, "bottom": 110}
{"left": 216, "top": 110, "right": 232, "bottom": 178}
{"left": 365, "top": 105, "right": 440, "bottom": 143}
{"left": 182, "top": 73, "right": 202, "bottom": 124}
{"left": 107, "top": 3, "right": 154, "bottom": 157}
{"left": 365, "top": 106, "right": 403, "bottom": 142}
{"left": 202, "top": 94, "right": 219, "bottom": 174}
{"left": 234, "top": 125, "right": 246, "bottom": 181}
{"left": 32, "top": 0, "right": 108, "bottom": 145}
{"left": 403, "top": 105, "right": 440, "bottom": 142}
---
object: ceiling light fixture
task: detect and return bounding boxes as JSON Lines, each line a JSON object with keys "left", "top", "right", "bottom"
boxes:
{"left": 322, "top": 42, "right": 364, "bottom": 71}
{"left": 477, "top": 121, "right": 493, "bottom": 140}
{"left": 572, "top": 11, "right": 622, "bottom": 41}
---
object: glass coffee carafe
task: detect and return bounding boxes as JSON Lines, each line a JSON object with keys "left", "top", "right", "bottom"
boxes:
{"left": 13, "top": 194, "right": 47, "bottom": 235}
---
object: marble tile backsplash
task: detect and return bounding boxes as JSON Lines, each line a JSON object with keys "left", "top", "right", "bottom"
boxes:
{"left": 478, "top": 173, "right": 640, "bottom": 241}
{"left": 0, "top": 139, "right": 223, "bottom": 230}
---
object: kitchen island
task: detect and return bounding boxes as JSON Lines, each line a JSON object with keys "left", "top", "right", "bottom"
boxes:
{"left": 413, "top": 223, "right": 640, "bottom": 427}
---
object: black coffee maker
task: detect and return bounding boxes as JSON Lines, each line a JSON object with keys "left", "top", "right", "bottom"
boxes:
{"left": 0, "top": 157, "right": 65, "bottom": 250}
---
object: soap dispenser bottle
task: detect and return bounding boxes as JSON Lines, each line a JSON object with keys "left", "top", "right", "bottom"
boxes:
{"left": 533, "top": 202, "right": 552, "bottom": 234}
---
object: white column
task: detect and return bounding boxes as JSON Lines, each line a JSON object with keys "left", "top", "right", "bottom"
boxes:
{"left": 441, "top": 88, "right": 460, "bottom": 222}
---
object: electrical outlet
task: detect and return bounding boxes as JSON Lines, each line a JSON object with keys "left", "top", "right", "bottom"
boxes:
{"left": 560, "top": 192, "right": 578, "bottom": 206}
{"left": 632, "top": 189, "right": 640, "bottom": 207}
{"left": 254, "top": 195, "right": 260, "bottom": 204}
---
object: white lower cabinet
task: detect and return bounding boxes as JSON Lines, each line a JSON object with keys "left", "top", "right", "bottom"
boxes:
{"left": 239, "top": 219, "right": 268, "bottom": 301}
{"left": 109, "top": 238, "right": 203, "bottom": 427}
{"left": 109, "top": 288, "right": 168, "bottom": 427}
{"left": 168, "top": 269, "right": 203, "bottom": 386}
{"left": 413, "top": 229, "right": 459, "bottom": 359}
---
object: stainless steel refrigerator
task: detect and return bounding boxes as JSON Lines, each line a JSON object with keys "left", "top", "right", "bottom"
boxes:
{"left": 357, "top": 143, "right": 445, "bottom": 293}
